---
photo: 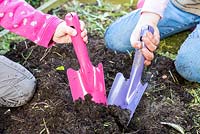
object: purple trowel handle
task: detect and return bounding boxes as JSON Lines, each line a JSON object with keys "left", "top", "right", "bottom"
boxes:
{"left": 130, "top": 25, "right": 154, "bottom": 81}
{"left": 140, "top": 25, "right": 154, "bottom": 42}
{"left": 65, "top": 13, "right": 92, "bottom": 70}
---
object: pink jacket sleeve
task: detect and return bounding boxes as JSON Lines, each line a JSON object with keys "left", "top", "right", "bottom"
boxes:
{"left": 141, "top": 0, "right": 169, "bottom": 17}
{"left": 0, "top": 0, "right": 63, "bottom": 48}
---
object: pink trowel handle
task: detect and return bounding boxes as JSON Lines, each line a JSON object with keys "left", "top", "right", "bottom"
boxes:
{"left": 65, "top": 13, "right": 92, "bottom": 70}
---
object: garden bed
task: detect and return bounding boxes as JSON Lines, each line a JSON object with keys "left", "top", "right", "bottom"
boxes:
{"left": 0, "top": 1, "right": 199, "bottom": 134}
{"left": 0, "top": 34, "right": 196, "bottom": 133}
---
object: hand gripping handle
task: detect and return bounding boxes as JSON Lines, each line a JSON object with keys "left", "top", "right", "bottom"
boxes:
{"left": 65, "top": 13, "right": 92, "bottom": 70}
{"left": 130, "top": 25, "right": 154, "bottom": 80}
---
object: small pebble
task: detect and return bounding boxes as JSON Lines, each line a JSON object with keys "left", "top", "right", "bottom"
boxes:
{"left": 162, "top": 74, "right": 167, "bottom": 79}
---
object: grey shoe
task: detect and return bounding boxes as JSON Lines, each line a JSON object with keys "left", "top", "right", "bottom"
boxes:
{"left": 0, "top": 56, "right": 36, "bottom": 107}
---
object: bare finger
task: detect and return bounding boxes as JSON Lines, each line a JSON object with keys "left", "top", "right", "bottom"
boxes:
{"left": 144, "top": 60, "right": 151, "bottom": 66}
{"left": 132, "top": 41, "right": 142, "bottom": 49}
{"left": 141, "top": 47, "right": 154, "bottom": 61}
{"left": 80, "top": 20, "right": 85, "bottom": 31}
{"left": 142, "top": 36, "right": 157, "bottom": 52}
{"left": 83, "top": 36, "right": 88, "bottom": 44}
{"left": 81, "top": 29, "right": 87, "bottom": 38}
{"left": 147, "top": 32, "right": 160, "bottom": 46}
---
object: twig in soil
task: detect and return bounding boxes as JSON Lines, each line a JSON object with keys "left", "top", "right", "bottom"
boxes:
{"left": 40, "top": 47, "right": 52, "bottom": 61}
{"left": 126, "top": 50, "right": 133, "bottom": 59}
{"left": 21, "top": 48, "right": 33, "bottom": 65}
{"left": 53, "top": 51, "right": 63, "bottom": 58}
{"left": 103, "top": 122, "right": 112, "bottom": 127}
{"left": 108, "top": 60, "right": 115, "bottom": 64}
{"left": 106, "top": 73, "right": 115, "bottom": 81}
{"left": 39, "top": 128, "right": 46, "bottom": 134}
{"left": 168, "top": 70, "right": 179, "bottom": 83}
{"left": 4, "top": 109, "right": 11, "bottom": 114}
{"left": 11, "top": 115, "right": 25, "bottom": 123}
{"left": 40, "top": 118, "right": 50, "bottom": 134}
{"left": 160, "top": 122, "right": 185, "bottom": 134}
{"left": 31, "top": 101, "right": 52, "bottom": 112}
{"left": 24, "top": 40, "right": 28, "bottom": 49}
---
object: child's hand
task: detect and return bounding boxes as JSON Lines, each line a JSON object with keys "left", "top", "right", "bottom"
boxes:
{"left": 130, "top": 12, "right": 160, "bottom": 66}
{"left": 53, "top": 20, "right": 88, "bottom": 44}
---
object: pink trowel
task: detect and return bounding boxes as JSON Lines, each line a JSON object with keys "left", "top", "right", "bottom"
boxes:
{"left": 65, "top": 13, "right": 107, "bottom": 104}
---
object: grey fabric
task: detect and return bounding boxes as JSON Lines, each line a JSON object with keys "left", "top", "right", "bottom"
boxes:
{"left": 0, "top": 56, "right": 36, "bottom": 107}
{"left": 171, "top": 0, "right": 200, "bottom": 16}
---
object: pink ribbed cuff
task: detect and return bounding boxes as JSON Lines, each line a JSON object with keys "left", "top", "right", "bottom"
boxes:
{"left": 38, "top": 16, "right": 63, "bottom": 48}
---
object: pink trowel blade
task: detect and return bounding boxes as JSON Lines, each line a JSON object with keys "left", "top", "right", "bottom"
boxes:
{"left": 65, "top": 13, "right": 107, "bottom": 104}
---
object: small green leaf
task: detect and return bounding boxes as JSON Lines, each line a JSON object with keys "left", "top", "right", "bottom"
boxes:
{"left": 56, "top": 66, "right": 65, "bottom": 71}
{"left": 161, "top": 122, "right": 185, "bottom": 134}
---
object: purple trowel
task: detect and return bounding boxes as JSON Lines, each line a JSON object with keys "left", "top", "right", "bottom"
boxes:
{"left": 107, "top": 25, "right": 154, "bottom": 123}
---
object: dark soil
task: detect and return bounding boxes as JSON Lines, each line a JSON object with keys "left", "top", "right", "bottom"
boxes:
{"left": 0, "top": 3, "right": 197, "bottom": 133}
{"left": 0, "top": 33, "right": 196, "bottom": 134}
